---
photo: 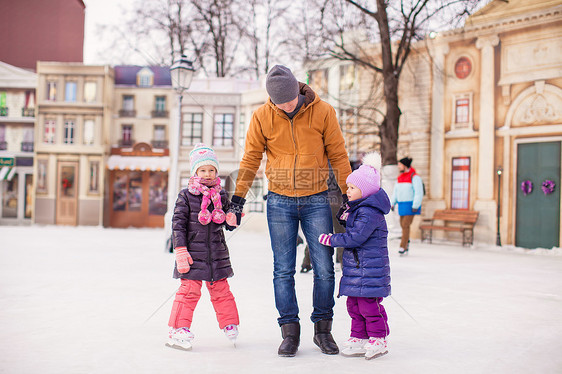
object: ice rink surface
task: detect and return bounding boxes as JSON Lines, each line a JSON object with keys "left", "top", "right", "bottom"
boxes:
{"left": 1, "top": 225, "right": 561, "bottom": 373}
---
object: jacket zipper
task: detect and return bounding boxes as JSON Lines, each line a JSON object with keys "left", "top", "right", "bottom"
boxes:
{"left": 353, "top": 249, "right": 360, "bottom": 268}
{"left": 289, "top": 118, "right": 297, "bottom": 194}
{"left": 207, "top": 223, "right": 214, "bottom": 283}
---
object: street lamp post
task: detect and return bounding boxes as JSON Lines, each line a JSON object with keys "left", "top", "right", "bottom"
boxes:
{"left": 165, "top": 56, "right": 194, "bottom": 247}
{"left": 496, "top": 166, "right": 502, "bottom": 246}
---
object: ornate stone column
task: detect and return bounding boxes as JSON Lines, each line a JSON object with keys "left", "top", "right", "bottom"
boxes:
{"left": 475, "top": 34, "right": 500, "bottom": 200}
{"left": 428, "top": 42, "right": 449, "bottom": 211}
{"left": 474, "top": 34, "right": 500, "bottom": 243}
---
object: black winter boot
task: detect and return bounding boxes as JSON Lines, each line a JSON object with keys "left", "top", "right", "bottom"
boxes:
{"left": 313, "top": 320, "right": 339, "bottom": 355}
{"left": 278, "top": 322, "right": 300, "bottom": 357}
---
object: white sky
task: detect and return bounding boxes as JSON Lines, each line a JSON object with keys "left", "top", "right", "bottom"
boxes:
{"left": 82, "top": 0, "right": 494, "bottom": 66}
{"left": 83, "top": 0, "right": 137, "bottom": 64}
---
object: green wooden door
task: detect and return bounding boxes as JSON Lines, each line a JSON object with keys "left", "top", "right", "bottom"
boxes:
{"left": 516, "top": 141, "right": 561, "bottom": 249}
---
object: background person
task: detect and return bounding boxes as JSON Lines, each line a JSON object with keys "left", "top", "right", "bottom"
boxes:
{"left": 390, "top": 157, "right": 424, "bottom": 256}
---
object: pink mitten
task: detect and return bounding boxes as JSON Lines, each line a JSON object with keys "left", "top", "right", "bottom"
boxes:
{"left": 175, "top": 246, "right": 193, "bottom": 273}
{"left": 226, "top": 212, "right": 237, "bottom": 227}
{"left": 318, "top": 233, "right": 333, "bottom": 246}
{"left": 225, "top": 212, "right": 245, "bottom": 227}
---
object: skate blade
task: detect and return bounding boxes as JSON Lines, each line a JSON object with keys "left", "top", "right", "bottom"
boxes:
{"left": 341, "top": 350, "right": 366, "bottom": 357}
{"left": 365, "top": 350, "right": 388, "bottom": 360}
{"left": 166, "top": 341, "right": 192, "bottom": 351}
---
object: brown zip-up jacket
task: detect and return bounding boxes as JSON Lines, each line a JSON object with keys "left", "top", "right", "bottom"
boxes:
{"left": 234, "top": 83, "right": 352, "bottom": 198}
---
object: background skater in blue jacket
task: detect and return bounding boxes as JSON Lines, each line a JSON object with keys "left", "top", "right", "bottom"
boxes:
{"left": 318, "top": 152, "right": 391, "bottom": 360}
{"left": 390, "top": 157, "right": 424, "bottom": 256}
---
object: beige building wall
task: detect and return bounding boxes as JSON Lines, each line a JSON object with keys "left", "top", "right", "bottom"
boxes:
{"left": 0, "top": 62, "right": 36, "bottom": 225}
{"left": 35, "top": 62, "right": 113, "bottom": 226}
{"left": 179, "top": 78, "right": 261, "bottom": 188}
{"left": 305, "top": 44, "right": 434, "bottom": 238}
{"left": 111, "top": 87, "right": 174, "bottom": 148}
{"left": 428, "top": 0, "right": 562, "bottom": 246}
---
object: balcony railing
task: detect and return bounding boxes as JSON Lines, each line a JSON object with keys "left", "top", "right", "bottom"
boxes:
{"left": 151, "top": 110, "right": 169, "bottom": 118}
{"left": 0, "top": 141, "right": 7, "bottom": 150}
{"left": 118, "top": 139, "right": 135, "bottom": 147}
{"left": 119, "top": 109, "right": 137, "bottom": 118}
{"left": 0, "top": 107, "right": 8, "bottom": 116}
{"left": 22, "top": 107, "right": 35, "bottom": 117}
{"left": 151, "top": 140, "right": 168, "bottom": 149}
{"left": 21, "top": 141, "right": 34, "bottom": 152}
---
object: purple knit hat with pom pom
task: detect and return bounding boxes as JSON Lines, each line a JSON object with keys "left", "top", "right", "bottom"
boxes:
{"left": 346, "top": 152, "right": 382, "bottom": 198}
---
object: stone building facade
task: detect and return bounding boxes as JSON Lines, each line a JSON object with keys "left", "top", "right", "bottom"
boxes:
{"left": 0, "top": 62, "right": 36, "bottom": 225}
{"left": 305, "top": 46, "right": 433, "bottom": 237}
{"left": 427, "top": 0, "right": 562, "bottom": 248}
{"left": 106, "top": 66, "right": 174, "bottom": 228}
{"left": 34, "top": 62, "right": 113, "bottom": 226}
{"left": 178, "top": 78, "right": 260, "bottom": 192}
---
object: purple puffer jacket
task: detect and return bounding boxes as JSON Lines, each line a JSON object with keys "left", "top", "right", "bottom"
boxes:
{"left": 172, "top": 188, "right": 233, "bottom": 282}
{"left": 330, "top": 189, "right": 391, "bottom": 298}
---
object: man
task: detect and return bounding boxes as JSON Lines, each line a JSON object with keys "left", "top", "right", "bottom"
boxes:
{"left": 227, "top": 65, "right": 351, "bottom": 357}
{"left": 390, "top": 157, "right": 424, "bottom": 256}
{"left": 300, "top": 167, "right": 345, "bottom": 273}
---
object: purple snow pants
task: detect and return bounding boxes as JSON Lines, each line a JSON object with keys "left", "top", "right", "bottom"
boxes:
{"left": 347, "top": 296, "right": 389, "bottom": 339}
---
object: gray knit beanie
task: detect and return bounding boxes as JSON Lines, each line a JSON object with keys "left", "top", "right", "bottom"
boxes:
{"left": 266, "top": 65, "right": 299, "bottom": 105}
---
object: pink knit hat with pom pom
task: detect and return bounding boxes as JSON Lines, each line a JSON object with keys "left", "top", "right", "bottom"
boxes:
{"left": 346, "top": 152, "right": 382, "bottom": 198}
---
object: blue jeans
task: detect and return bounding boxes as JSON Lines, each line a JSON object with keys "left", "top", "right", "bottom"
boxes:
{"left": 267, "top": 191, "right": 335, "bottom": 325}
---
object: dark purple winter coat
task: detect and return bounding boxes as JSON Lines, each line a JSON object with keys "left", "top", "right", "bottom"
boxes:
{"left": 330, "top": 189, "right": 391, "bottom": 298}
{"left": 172, "top": 188, "right": 234, "bottom": 282}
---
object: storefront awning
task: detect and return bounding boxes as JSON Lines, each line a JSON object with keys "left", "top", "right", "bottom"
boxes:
{"left": 0, "top": 166, "right": 16, "bottom": 181}
{"left": 107, "top": 156, "right": 170, "bottom": 171}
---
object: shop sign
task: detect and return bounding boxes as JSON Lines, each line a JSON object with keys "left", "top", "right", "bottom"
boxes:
{"left": 0, "top": 157, "right": 14, "bottom": 167}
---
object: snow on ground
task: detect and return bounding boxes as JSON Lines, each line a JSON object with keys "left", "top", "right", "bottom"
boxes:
{"left": 1, "top": 225, "right": 561, "bottom": 374}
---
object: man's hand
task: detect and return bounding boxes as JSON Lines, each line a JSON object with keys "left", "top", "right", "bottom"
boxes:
{"left": 336, "top": 194, "right": 349, "bottom": 226}
{"left": 225, "top": 195, "right": 246, "bottom": 231}
{"left": 175, "top": 247, "right": 193, "bottom": 273}
{"left": 318, "top": 233, "right": 333, "bottom": 246}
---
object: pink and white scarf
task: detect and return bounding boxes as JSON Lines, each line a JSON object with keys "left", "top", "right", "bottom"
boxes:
{"left": 187, "top": 176, "right": 226, "bottom": 225}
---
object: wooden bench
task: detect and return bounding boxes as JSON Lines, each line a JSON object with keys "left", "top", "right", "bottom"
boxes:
{"left": 419, "top": 209, "right": 479, "bottom": 246}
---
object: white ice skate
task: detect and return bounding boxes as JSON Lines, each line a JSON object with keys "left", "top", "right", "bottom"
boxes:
{"left": 398, "top": 247, "right": 409, "bottom": 256}
{"left": 223, "top": 324, "right": 239, "bottom": 346}
{"left": 166, "top": 326, "right": 194, "bottom": 351}
{"left": 364, "top": 337, "right": 388, "bottom": 360}
{"left": 341, "top": 337, "right": 367, "bottom": 357}
{"left": 399, "top": 241, "right": 410, "bottom": 256}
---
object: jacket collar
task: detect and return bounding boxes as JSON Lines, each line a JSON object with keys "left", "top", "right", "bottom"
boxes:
{"left": 347, "top": 189, "right": 391, "bottom": 215}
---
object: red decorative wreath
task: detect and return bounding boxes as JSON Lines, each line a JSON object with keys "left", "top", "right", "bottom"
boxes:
{"left": 62, "top": 178, "right": 72, "bottom": 189}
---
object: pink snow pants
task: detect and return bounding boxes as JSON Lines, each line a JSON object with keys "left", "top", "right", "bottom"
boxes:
{"left": 168, "top": 278, "right": 239, "bottom": 329}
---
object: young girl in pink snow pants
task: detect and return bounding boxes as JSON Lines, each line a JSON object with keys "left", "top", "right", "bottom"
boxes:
{"left": 167, "top": 143, "right": 240, "bottom": 350}
{"left": 318, "top": 152, "right": 391, "bottom": 360}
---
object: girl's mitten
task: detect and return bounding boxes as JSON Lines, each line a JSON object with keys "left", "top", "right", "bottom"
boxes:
{"left": 318, "top": 233, "right": 333, "bottom": 247}
{"left": 175, "top": 246, "right": 193, "bottom": 273}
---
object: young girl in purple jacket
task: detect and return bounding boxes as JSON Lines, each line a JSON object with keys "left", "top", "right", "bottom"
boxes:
{"left": 318, "top": 152, "right": 391, "bottom": 360}
{"left": 167, "top": 144, "right": 240, "bottom": 351}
